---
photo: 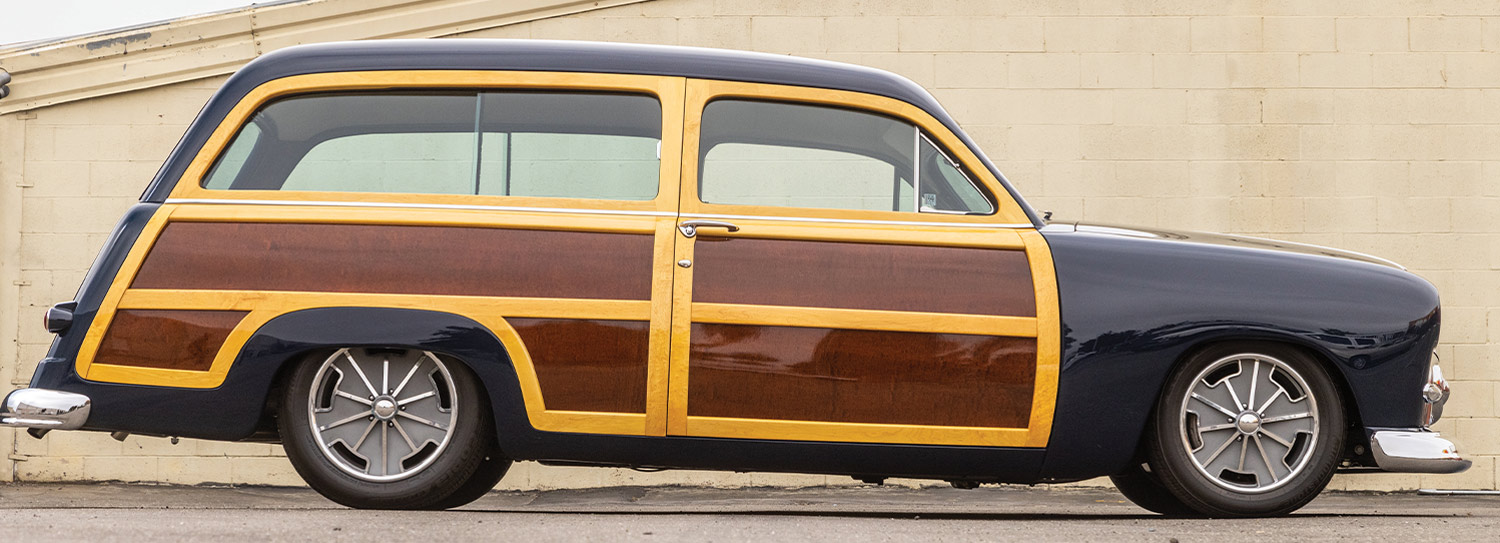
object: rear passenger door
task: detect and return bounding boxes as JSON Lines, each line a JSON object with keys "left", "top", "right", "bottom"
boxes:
{"left": 665, "top": 80, "right": 1060, "bottom": 448}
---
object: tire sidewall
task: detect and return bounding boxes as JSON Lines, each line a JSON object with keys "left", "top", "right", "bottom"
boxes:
{"left": 279, "top": 349, "right": 494, "bottom": 509}
{"left": 1149, "top": 342, "right": 1346, "bottom": 517}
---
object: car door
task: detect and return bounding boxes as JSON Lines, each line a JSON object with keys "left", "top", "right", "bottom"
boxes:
{"left": 665, "top": 79, "right": 1060, "bottom": 448}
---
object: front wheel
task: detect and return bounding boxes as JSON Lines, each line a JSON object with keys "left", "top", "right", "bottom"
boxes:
{"left": 1146, "top": 343, "right": 1346, "bottom": 517}
{"left": 1109, "top": 462, "right": 1196, "bottom": 516}
{"left": 279, "top": 347, "right": 507, "bottom": 509}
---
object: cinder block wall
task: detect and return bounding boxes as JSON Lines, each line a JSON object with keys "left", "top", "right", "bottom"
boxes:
{"left": 3, "top": 0, "right": 1497, "bottom": 491}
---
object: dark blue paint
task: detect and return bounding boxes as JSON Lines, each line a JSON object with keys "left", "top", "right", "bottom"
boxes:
{"left": 1036, "top": 223, "right": 1439, "bottom": 479}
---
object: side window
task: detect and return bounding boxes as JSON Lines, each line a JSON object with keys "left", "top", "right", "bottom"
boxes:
{"left": 201, "top": 121, "right": 262, "bottom": 190}
{"left": 200, "top": 91, "right": 661, "bottom": 201}
{"left": 284, "top": 132, "right": 476, "bottom": 194}
{"left": 477, "top": 93, "right": 660, "bottom": 200}
{"left": 697, "top": 99, "right": 993, "bottom": 215}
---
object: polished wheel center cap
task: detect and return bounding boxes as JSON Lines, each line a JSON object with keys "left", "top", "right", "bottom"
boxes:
{"left": 1237, "top": 412, "right": 1262, "bottom": 434}
{"left": 372, "top": 397, "right": 398, "bottom": 420}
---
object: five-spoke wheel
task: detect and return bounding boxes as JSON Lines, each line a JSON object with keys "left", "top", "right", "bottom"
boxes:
{"left": 280, "top": 347, "right": 510, "bottom": 509}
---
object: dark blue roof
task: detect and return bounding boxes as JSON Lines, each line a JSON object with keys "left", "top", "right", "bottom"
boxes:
{"left": 244, "top": 39, "right": 941, "bottom": 112}
{"left": 143, "top": 39, "right": 1038, "bottom": 224}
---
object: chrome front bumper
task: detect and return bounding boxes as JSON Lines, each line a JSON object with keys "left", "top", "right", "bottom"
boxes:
{"left": 1364, "top": 356, "right": 1471, "bottom": 474}
{"left": 1371, "top": 430, "right": 1471, "bottom": 473}
{"left": 0, "top": 388, "right": 91, "bottom": 431}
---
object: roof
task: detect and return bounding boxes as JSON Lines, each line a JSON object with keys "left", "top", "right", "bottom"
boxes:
{"left": 0, "top": 0, "right": 649, "bottom": 114}
{"left": 234, "top": 39, "right": 944, "bottom": 114}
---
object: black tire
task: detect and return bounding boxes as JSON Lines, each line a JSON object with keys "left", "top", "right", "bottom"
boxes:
{"left": 1109, "top": 462, "right": 1197, "bottom": 516}
{"left": 426, "top": 447, "right": 512, "bottom": 510}
{"left": 279, "top": 348, "right": 504, "bottom": 509}
{"left": 1146, "top": 342, "right": 1345, "bottom": 517}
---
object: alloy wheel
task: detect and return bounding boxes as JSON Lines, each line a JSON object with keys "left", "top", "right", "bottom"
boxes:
{"left": 1178, "top": 353, "right": 1320, "bottom": 493}
{"left": 306, "top": 348, "right": 458, "bottom": 482}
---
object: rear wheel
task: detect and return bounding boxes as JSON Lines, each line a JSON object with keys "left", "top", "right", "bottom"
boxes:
{"left": 1147, "top": 343, "right": 1345, "bottom": 517}
{"left": 279, "top": 347, "right": 506, "bottom": 509}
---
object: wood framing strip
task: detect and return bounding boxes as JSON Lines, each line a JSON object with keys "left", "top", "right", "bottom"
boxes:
{"left": 686, "top": 323, "right": 1037, "bottom": 428}
{"left": 94, "top": 310, "right": 247, "bottom": 371}
{"left": 130, "top": 222, "right": 654, "bottom": 300}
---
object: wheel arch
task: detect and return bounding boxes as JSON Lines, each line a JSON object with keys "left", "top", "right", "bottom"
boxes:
{"left": 225, "top": 306, "right": 529, "bottom": 444}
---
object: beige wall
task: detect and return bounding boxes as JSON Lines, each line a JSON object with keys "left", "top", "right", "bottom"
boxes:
{"left": 3, "top": 0, "right": 1499, "bottom": 491}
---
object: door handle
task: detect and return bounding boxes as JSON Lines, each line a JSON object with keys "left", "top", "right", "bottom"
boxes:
{"left": 678, "top": 219, "right": 740, "bottom": 238}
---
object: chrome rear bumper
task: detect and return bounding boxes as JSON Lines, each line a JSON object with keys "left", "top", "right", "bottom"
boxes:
{"left": 1, "top": 388, "right": 91, "bottom": 431}
{"left": 1370, "top": 430, "right": 1471, "bottom": 474}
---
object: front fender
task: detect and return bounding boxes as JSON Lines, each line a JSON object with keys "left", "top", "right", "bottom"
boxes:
{"left": 1037, "top": 224, "right": 1440, "bottom": 480}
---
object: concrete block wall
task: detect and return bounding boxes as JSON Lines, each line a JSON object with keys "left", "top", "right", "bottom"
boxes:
{"left": 3, "top": 0, "right": 1498, "bottom": 491}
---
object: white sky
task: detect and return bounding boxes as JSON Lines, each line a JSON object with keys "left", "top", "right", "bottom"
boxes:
{"left": 1, "top": 0, "right": 260, "bottom": 46}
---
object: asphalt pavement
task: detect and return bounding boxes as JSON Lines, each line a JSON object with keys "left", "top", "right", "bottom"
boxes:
{"left": 1, "top": 482, "right": 1496, "bottom": 541}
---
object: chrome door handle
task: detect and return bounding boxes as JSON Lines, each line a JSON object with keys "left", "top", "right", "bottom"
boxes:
{"left": 678, "top": 220, "right": 740, "bottom": 238}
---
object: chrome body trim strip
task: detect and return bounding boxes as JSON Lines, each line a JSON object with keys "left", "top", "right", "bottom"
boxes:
{"left": 1, "top": 388, "right": 91, "bottom": 431}
{"left": 680, "top": 212, "right": 1033, "bottom": 229}
{"left": 165, "top": 199, "right": 1035, "bottom": 229}
{"left": 1369, "top": 430, "right": 1471, "bottom": 474}
{"left": 165, "top": 198, "right": 677, "bottom": 218}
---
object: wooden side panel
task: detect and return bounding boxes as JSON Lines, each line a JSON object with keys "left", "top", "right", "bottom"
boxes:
{"left": 131, "top": 222, "right": 654, "bottom": 300}
{"left": 511, "top": 318, "right": 651, "bottom": 414}
{"left": 687, "top": 323, "right": 1036, "bottom": 428}
{"left": 691, "top": 237, "right": 1034, "bottom": 317}
{"left": 95, "top": 310, "right": 247, "bottom": 371}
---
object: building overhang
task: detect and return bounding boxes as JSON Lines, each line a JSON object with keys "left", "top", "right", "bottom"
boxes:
{"left": 0, "top": 0, "right": 647, "bottom": 114}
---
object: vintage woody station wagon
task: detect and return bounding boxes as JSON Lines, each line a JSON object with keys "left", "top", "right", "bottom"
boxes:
{"left": 0, "top": 40, "right": 1470, "bottom": 516}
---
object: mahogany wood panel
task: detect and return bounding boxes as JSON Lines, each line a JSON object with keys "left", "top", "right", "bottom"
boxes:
{"left": 511, "top": 318, "right": 650, "bottom": 414}
{"left": 131, "top": 222, "right": 653, "bottom": 300}
{"left": 691, "top": 237, "right": 1034, "bottom": 317}
{"left": 95, "top": 310, "right": 247, "bottom": 371}
{"left": 687, "top": 323, "right": 1036, "bottom": 428}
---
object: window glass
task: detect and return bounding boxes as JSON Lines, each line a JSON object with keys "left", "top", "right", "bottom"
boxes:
{"left": 477, "top": 92, "right": 660, "bottom": 200}
{"left": 200, "top": 91, "right": 661, "bottom": 201}
{"left": 702, "top": 143, "right": 902, "bottom": 212}
{"left": 699, "top": 100, "right": 915, "bottom": 213}
{"left": 917, "top": 136, "right": 995, "bottom": 214}
{"left": 697, "top": 99, "right": 991, "bottom": 215}
{"left": 202, "top": 121, "right": 262, "bottom": 190}
{"left": 284, "top": 132, "right": 475, "bottom": 194}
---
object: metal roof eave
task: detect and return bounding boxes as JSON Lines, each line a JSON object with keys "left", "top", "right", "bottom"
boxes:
{"left": 0, "top": 0, "right": 648, "bottom": 114}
